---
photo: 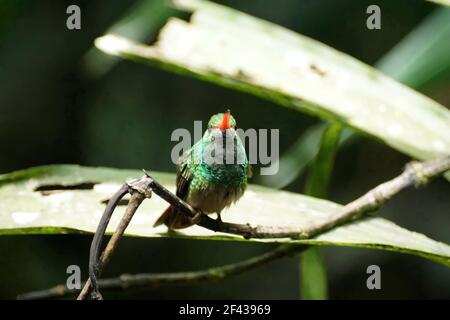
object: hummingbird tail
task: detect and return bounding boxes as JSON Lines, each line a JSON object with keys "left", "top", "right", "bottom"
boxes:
{"left": 153, "top": 206, "right": 172, "bottom": 227}
{"left": 153, "top": 205, "right": 195, "bottom": 229}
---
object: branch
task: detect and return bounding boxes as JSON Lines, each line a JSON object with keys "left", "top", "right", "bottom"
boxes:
{"left": 77, "top": 186, "right": 148, "bottom": 300}
{"left": 18, "top": 244, "right": 306, "bottom": 300}
{"left": 86, "top": 183, "right": 129, "bottom": 297}
{"left": 68, "top": 155, "right": 450, "bottom": 299}
{"left": 143, "top": 156, "right": 450, "bottom": 239}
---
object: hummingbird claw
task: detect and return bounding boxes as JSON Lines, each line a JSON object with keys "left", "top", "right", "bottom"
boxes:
{"left": 191, "top": 211, "right": 202, "bottom": 225}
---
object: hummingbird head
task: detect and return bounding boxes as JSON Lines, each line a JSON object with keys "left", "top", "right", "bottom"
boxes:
{"left": 201, "top": 110, "right": 243, "bottom": 165}
{"left": 207, "top": 110, "right": 237, "bottom": 131}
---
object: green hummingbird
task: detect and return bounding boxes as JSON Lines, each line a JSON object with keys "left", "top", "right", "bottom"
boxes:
{"left": 154, "top": 110, "right": 251, "bottom": 229}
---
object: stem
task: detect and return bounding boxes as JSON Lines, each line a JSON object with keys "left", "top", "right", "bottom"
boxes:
{"left": 77, "top": 191, "right": 145, "bottom": 300}
{"left": 304, "top": 122, "right": 342, "bottom": 198}
{"left": 300, "top": 247, "right": 328, "bottom": 300}
{"left": 87, "top": 184, "right": 129, "bottom": 297}
{"left": 301, "top": 122, "right": 342, "bottom": 300}
{"left": 18, "top": 244, "right": 307, "bottom": 300}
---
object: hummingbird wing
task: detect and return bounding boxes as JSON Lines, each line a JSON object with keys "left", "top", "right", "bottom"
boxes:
{"left": 153, "top": 154, "right": 194, "bottom": 228}
{"left": 176, "top": 137, "right": 205, "bottom": 197}
{"left": 153, "top": 143, "right": 200, "bottom": 229}
{"left": 175, "top": 142, "right": 200, "bottom": 199}
{"left": 175, "top": 161, "right": 193, "bottom": 199}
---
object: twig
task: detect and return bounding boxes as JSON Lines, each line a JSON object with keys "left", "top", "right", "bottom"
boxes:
{"left": 87, "top": 183, "right": 129, "bottom": 297}
{"left": 307, "top": 156, "right": 450, "bottom": 234}
{"left": 18, "top": 244, "right": 306, "bottom": 300}
{"left": 142, "top": 156, "right": 450, "bottom": 239}
{"left": 77, "top": 186, "right": 148, "bottom": 300}
{"left": 68, "top": 156, "right": 450, "bottom": 299}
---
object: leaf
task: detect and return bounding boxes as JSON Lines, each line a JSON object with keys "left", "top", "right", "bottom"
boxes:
{"left": 0, "top": 165, "right": 449, "bottom": 267}
{"left": 428, "top": 0, "right": 450, "bottom": 7}
{"left": 377, "top": 8, "right": 450, "bottom": 89}
{"left": 259, "top": 123, "right": 355, "bottom": 189}
{"left": 301, "top": 122, "right": 343, "bottom": 300}
{"left": 263, "top": 7, "right": 450, "bottom": 189}
{"left": 94, "top": 0, "right": 450, "bottom": 173}
{"left": 82, "top": 0, "right": 176, "bottom": 78}
{"left": 304, "top": 122, "right": 343, "bottom": 198}
{"left": 258, "top": 123, "right": 326, "bottom": 188}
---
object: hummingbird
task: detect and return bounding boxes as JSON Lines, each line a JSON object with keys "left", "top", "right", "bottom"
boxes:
{"left": 154, "top": 110, "right": 251, "bottom": 229}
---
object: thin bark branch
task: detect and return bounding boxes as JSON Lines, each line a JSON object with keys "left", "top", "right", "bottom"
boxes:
{"left": 18, "top": 244, "right": 306, "bottom": 300}
{"left": 86, "top": 183, "right": 129, "bottom": 297}
{"left": 77, "top": 189, "right": 147, "bottom": 300}
{"left": 144, "top": 156, "right": 450, "bottom": 239}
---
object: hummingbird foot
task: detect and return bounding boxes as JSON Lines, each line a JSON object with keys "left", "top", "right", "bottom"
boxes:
{"left": 190, "top": 210, "right": 203, "bottom": 225}
{"left": 216, "top": 212, "right": 222, "bottom": 223}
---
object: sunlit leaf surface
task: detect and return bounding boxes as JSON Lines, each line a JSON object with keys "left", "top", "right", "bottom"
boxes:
{"left": 0, "top": 165, "right": 449, "bottom": 267}
{"left": 94, "top": 0, "right": 450, "bottom": 172}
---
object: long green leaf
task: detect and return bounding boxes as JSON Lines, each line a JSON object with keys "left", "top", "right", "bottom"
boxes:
{"left": 377, "top": 8, "right": 450, "bottom": 89}
{"left": 304, "top": 123, "right": 343, "bottom": 198}
{"left": 263, "top": 7, "right": 450, "bottom": 189}
{"left": 428, "top": 0, "right": 450, "bottom": 7}
{"left": 83, "top": 0, "right": 176, "bottom": 77}
{"left": 258, "top": 123, "right": 326, "bottom": 189}
{"left": 94, "top": 0, "right": 450, "bottom": 175}
{"left": 0, "top": 165, "right": 449, "bottom": 267}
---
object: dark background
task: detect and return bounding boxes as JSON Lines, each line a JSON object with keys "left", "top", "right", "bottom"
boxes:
{"left": 0, "top": 0, "right": 449, "bottom": 299}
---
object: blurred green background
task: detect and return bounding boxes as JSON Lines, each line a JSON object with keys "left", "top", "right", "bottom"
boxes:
{"left": 0, "top": 0, "right": 449, "bottom": 299}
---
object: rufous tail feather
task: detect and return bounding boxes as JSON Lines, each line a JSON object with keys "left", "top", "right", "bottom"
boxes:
{"left": 153, "top": 205, "right": 173, "bottom": 227}
{"left": 153, "top": 205, "right": 195, "bottom": 229}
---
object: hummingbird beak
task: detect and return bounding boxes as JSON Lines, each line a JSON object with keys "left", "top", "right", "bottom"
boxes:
{"left": 219, "top": 110, "right": 231, "bottom": 131}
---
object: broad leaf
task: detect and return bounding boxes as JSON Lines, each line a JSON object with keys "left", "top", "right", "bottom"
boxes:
{"left": 0, "top": 165, "right": 449, "bottom": 267}
{"left": 262, "top": 7, "right": 450, "bottom": 189}
{"left": 94, "top": 0, "right": 450, "bottom": 178}
{"left": 428, "top": 0, "right": 450, "bottom": 7}
{"left": 377, "top": 8, "right": 450, "bottom": 89}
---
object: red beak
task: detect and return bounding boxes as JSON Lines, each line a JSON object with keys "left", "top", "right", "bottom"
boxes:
{"left": 219, "top": 110, "right": 231, "bottom": 130}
